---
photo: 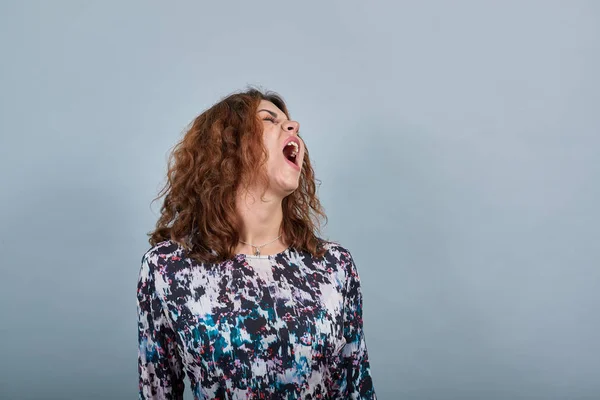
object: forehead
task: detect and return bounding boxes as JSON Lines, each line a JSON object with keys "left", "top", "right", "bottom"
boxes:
{"left": 257, "top": 100, "right": 287, "bottom": 118}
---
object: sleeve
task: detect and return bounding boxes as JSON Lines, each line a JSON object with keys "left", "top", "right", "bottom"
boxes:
{"left": 329, "top": 251, "right": 377, "bottom": 399}
{"left": 137, "top": 253, "right": 186, "bottom": 400}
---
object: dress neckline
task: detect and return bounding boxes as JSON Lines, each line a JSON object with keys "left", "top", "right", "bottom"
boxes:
{"left": 236, "top": 246, "right": 293, "bottom": 260}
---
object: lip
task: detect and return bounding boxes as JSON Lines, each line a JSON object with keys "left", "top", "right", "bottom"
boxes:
{"left": 282, "top": 137, "right": 302, "bottom": 170}
{"left": 285, "top": 157, "right": 301, "bottom": 170}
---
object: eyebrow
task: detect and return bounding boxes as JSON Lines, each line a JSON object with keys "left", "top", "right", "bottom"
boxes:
{"left": 257, "top": 109, "right": 278, "bottom": 118}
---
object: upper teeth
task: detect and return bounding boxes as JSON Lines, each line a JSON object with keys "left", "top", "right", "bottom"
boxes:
{"left": 285, "top": 141, "right": 299, "bottom": 156}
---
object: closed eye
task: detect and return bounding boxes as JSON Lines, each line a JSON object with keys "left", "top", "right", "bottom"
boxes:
{"left": 258, "top": 109, "right": 280, "bottom": 124}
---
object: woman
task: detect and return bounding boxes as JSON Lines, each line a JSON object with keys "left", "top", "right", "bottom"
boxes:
{"left": 137, "top": 88, "right": 377, "bottom": 399}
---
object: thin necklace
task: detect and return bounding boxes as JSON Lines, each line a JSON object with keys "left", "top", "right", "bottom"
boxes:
{"left": 239, "top": 234, "right": 282, "bottom": 257}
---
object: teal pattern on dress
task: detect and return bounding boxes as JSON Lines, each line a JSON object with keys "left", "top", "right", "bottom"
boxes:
{"left": 137, "top": 239, "right": 376, "bottom": 399}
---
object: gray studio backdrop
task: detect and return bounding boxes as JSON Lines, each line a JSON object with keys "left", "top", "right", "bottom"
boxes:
{"left": 1, "top": 1, "right": 598, "bottom": 399}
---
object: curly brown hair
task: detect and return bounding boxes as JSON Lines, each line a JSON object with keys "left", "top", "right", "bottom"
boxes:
{"left": 148, "top": 88, "right": 327, "bottom": 263}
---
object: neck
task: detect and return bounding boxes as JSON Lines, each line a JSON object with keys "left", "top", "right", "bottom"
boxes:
{"left": 235, "top": 187, "right": 287, "bottom": 255}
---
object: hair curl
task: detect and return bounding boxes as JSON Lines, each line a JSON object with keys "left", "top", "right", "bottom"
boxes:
{"left": 148, "top": 88, "right": 327, "bottom": 263}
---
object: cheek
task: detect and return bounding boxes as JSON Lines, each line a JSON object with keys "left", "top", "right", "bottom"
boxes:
{"left": 265, "top": 141, "right": 281, "bottom": 162}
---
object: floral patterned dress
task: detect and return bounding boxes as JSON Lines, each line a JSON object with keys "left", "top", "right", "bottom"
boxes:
{"left": 137, "top": 239, "right": 377, "bottom": 399}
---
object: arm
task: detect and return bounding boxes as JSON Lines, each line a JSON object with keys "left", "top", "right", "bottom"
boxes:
{"left": 137, "top": 253, "right": 185, "bottom": 400}
{"left": 329, "top": 251, "right": 377, "bottom": 399}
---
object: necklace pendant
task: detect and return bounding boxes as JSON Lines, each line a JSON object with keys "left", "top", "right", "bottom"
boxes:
{"left": 254, "top": 247, "right": 260, "bottom": 256}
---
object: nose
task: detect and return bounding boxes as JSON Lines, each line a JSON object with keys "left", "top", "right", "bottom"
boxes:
{"left": 282, "top": 120, "right": 300, "bottom": 135}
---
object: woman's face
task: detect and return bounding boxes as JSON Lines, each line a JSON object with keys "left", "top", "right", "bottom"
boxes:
{"left": 257, "top": 100, "right": 304, "bottom": 198}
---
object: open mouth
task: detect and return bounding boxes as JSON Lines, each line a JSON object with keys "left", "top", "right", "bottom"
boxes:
{"left": 283, "top": 140, "right": 299, "bottom": 166}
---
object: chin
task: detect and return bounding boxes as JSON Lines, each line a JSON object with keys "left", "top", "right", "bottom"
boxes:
{"left": 282, "top": 183, "right": 300, "bottom": 196}
{"left": 272, "top": 181, "right": 300, "bottom": 198}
